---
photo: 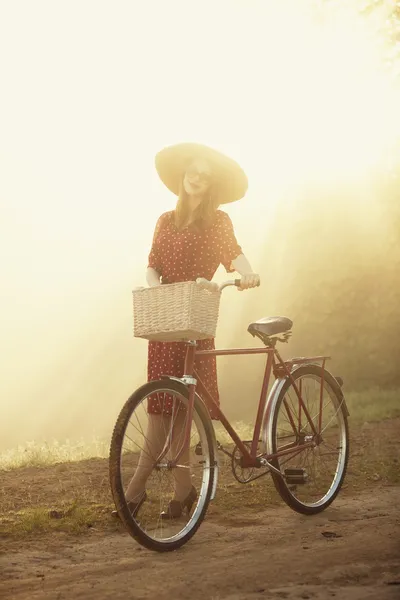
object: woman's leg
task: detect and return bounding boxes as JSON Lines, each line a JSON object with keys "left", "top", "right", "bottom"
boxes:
{"left": 125, "top": 413, "right": 170, "bottom": 502}
{"left": 125, "top": 408, "right": 193, "bottom": 503}
{"left": 169, "top": 408, "right": 193, "bottom": 502}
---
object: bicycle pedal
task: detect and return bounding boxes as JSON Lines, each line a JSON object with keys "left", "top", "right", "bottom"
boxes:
{"left": 195, "top": 442, "right": 202, "bottom": 456}
{"left": 284, "top": 468, "right": 308, "bottom": 485}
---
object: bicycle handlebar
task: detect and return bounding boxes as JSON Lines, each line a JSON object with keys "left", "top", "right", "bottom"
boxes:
{"left": 196, "top": 277, "right": 257, "bottom": 292}
{"left": 133, "top": 278, "right": 258, "bottom": 294}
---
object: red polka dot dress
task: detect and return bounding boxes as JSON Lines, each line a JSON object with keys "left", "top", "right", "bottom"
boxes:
{"left": 147, "top": 210, "right": 242, "bottom": 419}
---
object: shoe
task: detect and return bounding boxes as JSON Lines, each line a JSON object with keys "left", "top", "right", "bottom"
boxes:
{"left": 160, "top": 486, "right": 197, "bottom": 520}
{"left": 112, "top": 491, "right": 147, "bottom": 519}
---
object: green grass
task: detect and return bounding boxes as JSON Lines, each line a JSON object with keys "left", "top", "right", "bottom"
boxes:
{"left": 2, "top": 500, "right": 115, "bottom": 537}
{"left": 213, "top": 420, "right": 255, "bottom": 446}
{"left": 0, "top": 388, "right": 398, "bottom": 472}
{"left": 0, "top": 437, "right": 110, "bottom": 471}
{"left": 345, "top": 387, "right": 400, "bottom": 423}
{"left": 0, "top": 391, "right": 398, "bottom": 538}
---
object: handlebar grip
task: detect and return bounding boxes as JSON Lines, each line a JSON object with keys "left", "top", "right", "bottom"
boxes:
{"left": 233, "top": 278, "right": 261, "bottom": 288}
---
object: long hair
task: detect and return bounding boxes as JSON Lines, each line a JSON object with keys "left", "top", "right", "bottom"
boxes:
{"left": 174, "top": 180, "right": 220, "bottom": 231}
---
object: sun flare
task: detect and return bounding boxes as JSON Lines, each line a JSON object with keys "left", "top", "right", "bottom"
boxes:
{"left": 0, "top": 0, "right": 399, "bottom": 450}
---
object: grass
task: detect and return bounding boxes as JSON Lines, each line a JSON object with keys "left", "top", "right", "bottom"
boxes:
{"left": 0, "top": 437, "right": 110, "bottom": 471}
{"left": 0, "top": 387, "right": 398, "bottom": 539}
{"left": 345, "top": 387, "right": 400, "bottom": 423}
{"left": 1, "top": 417, "right": 398, "bottom": 539}
{"left": 1, "top": 387, "right": 398, "bottom": 471}
{"left": 3, "top": 500, "right": 115, "bottom": 537}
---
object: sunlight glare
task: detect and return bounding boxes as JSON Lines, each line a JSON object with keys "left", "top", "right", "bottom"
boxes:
{"left": 0, "top": 0, "right": 399, "bottom": 450}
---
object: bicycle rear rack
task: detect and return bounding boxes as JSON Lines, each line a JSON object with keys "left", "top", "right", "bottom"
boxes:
{"left": 273, "top": 355, "right": 331, "bottom": 378}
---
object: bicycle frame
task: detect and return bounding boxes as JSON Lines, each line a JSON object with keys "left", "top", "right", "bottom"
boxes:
{"left": 170, "top": 340, "right": 330, "bottom": 468}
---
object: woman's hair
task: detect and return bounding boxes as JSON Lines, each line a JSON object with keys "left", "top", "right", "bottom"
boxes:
{"left": 174, "top": 180, "right": 220, "bottom": 230}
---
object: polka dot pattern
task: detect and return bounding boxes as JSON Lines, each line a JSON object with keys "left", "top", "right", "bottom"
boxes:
{"left": 147, "top": 210, "right": 242, "bottom": 418}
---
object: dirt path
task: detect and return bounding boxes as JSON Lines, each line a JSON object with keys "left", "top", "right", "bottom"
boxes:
{"left": 1, "top": 486, "right": 399, "bottom": 600}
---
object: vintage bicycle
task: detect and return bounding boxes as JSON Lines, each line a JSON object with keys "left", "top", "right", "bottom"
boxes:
{"left": 109, "top": 278, "right": 349, "bottom": 552}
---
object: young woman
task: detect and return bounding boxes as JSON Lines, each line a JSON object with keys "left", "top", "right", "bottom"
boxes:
{"left": 120, "top": 143, "right": 260, "bottom": 519}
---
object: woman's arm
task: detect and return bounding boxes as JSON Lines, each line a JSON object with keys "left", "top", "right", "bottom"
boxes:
{"left": 218, "top": 212, "right": 260, "bottom": 290}
{"left": 231, "top": 253, "right": 254, "bottom": 275}
{"left": 146, "top": 267, "right": 161, "bottom": 287}
{"left": 147, "top": 213, "right": 167, "bottom": 287}
{"left": 231, "top": 254, "right": 260, "bottom": 290}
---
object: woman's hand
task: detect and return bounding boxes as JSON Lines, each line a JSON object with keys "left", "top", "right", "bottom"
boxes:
{"left": 146, "top": 267, "right": 161, "bottom": 287}
{"left": 231, "top": 255, "right": 260, "bottom": 291}
{"left": 238, "top": 273, "right": 260, "bottom": 291}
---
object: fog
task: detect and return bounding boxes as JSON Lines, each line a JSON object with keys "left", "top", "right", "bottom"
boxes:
{"left": 1, "top": 0, "right": 399, "bottom": 451}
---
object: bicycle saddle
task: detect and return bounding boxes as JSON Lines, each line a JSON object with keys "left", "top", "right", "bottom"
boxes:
{"left": 248, "top": 316, "right": 293, "bottom": 338}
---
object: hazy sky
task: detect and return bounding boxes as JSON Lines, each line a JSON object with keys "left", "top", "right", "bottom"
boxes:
{"left": 1, "top": 0, "right": 399, "bottom": 449}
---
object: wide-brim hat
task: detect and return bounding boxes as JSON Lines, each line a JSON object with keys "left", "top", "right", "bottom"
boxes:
{"left": 155, "top": 142, "right": 248, "bottom": 204}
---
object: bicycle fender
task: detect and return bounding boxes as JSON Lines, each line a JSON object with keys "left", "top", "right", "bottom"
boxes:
{"left": 159, "top": 375, "right": 220, "bottom": 500}
{"left": 261, "top": 377, "right": 287, "bottom": 453}
{"left": 289, "top": 364, "right": 350, "bottom": 418}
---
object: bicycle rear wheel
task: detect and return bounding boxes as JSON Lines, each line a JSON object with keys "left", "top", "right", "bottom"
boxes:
{"left": 266, "top": 364, "right": 349, "bottom": 515}
{"left": 109, "top": 379, "right": 215, "bottom": 551}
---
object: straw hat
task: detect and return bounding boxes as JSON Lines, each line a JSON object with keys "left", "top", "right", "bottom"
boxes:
{"left": 155, "top": 142, "right": 248, "bottom": 204}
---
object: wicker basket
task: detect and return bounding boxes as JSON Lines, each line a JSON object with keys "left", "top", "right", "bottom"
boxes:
{"left": 132, "top": 281, "right": 222, "bottom": 342}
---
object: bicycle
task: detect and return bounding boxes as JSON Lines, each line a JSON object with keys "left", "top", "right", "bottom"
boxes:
{"left": 109, "top": 279, "right": 349, "bottom": 552}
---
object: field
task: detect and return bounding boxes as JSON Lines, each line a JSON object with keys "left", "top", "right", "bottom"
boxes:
{"left": 0, "top": 389, "right": 399, "bottom": 599}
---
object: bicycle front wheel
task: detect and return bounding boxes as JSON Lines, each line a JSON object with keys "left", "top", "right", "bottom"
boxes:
{"left": 266, "top": 364, "right": 349, "bottom": 515}
{"left": 109, "top": 379, "right": 215, "bottom": 551}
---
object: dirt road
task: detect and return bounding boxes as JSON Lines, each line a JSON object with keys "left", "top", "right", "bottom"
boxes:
{"left": 1, "top": 486, "right": 399, "bottom": 600}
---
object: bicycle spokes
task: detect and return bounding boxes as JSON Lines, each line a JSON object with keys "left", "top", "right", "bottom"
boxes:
{"left": 116, "top": 387, "right": 213, "bottom": 544}
{"left": 270, "top": 371, "right": 348, "bottom": 510}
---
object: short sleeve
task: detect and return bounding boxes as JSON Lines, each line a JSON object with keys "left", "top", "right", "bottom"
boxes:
{"left": 147, "top": 212, "right": 168, "bottom": 273}
{"left": 218, "top": 212, "right": 243, "bottom": 273}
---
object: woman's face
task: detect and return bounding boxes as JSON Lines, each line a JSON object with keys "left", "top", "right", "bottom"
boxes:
{"left": 183, "top": 158, "right": 213, "bottom": 197}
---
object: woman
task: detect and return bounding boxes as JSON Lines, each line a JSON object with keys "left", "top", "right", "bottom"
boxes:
{"left": 123, "top": 143, "right": 260, "bottom": 519}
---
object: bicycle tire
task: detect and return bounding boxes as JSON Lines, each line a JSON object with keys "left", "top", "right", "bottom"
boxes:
{"left": 109, "top": 379, "right": 216, "bottom": 551}
{"left": 266, "top": 364, "right": 349, "bottom": 515}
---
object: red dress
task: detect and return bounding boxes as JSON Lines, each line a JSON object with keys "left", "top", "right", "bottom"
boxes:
{"left": 147, "top": 210, "right": 242, "bottom": 418}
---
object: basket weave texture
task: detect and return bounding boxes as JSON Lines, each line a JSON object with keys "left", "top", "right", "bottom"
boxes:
{"left": 132, "top": 281, "right": 222, "bottom": 342}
